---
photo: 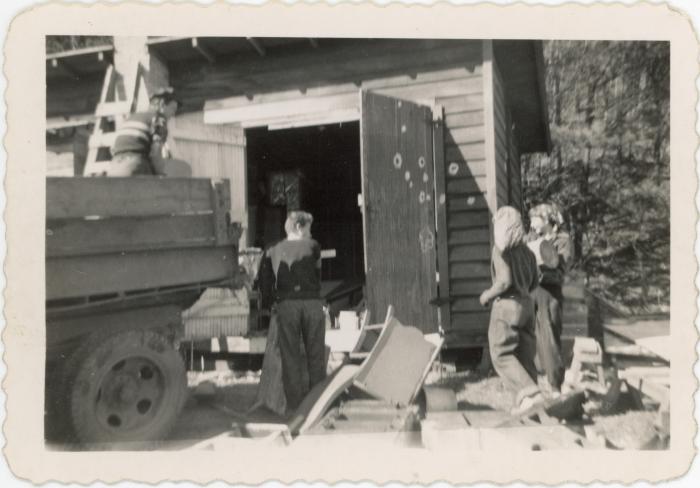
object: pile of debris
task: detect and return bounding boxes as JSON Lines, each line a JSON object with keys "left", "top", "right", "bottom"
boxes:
{"left": 186, "top": 309, "right": 670, "bottom": 452}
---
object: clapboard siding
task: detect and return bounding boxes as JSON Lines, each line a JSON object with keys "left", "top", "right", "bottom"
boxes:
{"left": 450, "top": 278, "right": 493, "bottom": 296}
{"left": 169, "top": 112, "right": 248, "bottom": 234}
{"left": 445, "top": 111, "right": 485, "bottom": 128}
{"left": 439, "top": 94, "right": 485, "bottom": 114}
{"left": 450, "top": 262, "right": 491, "bottom": 279}
{"left": 451, "top": 312, "right": 490, "bottom": 326}
{"left": 448, "top": 194, "right": 489, "bottom": 211}
{"left": 448, "top": 228, "right": 491, "bottom": 245}
{"left": 508, "top": 120, "right": 523, "bottom": 210}
{"left": 449, "top": 243, "right": 491, "bottom": 262}
{"left": 444, "top": 159, "right": 487, "bottom": 179}
{"left": 447, "top": 177, "right": 488, "bottom": 195}
{"left": 448, "top": 211, "right": 490, "bottom": 230}
{"left": 446, "top": 142, "right": 486, "bottom": 162}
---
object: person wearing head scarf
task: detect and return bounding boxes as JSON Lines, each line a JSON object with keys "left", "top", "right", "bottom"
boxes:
{"left": 479, "top": 206, "right": 543, "bottom": 413}
{"left": 528, "top": 203, "right": 573, "bottom": 351}
{"left": 258, "top": 210, "right": 325, "bottom": 414}
{"left": 527, "top": 207, "right": 565, "bottom": 393}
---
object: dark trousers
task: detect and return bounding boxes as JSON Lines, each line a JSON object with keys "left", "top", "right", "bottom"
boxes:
{"left": 276, "top": 299, "right": 326, "bottom": 412}
{"left": 533, "top": 287, "right": 564, "bottom": 390}
{"left": 488, "top": 297, "right": 540, "bottom": 405}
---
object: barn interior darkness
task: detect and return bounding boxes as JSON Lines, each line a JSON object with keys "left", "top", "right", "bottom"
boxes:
{"left": 246, "top": 122, "right": 364, "bottom": 290}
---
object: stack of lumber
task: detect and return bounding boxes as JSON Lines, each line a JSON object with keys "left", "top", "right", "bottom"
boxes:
{"left": 603, "top": 316, "right": 670, "bottom": 408}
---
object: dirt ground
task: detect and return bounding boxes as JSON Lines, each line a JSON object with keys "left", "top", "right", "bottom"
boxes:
{"left": 168, "top": 367, "right": 664, "bottom": 450}
{"left": 427, "top": 368, "right": 662, "bottom": 449}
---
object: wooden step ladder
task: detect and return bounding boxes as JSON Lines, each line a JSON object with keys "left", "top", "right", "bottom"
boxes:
{"left": 83, "top": 64, "right": 145, "bottom": 176}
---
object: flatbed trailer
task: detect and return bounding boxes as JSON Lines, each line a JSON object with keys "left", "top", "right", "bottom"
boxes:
{"left": 45, "top": 177, "right": 242, "bottom": 447}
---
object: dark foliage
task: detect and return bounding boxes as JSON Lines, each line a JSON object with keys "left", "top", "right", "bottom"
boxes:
{"left": 46, "top": 36, "right": 112, "bottom": 54}
{"left": 523, "top": 41, "right": 670, "bottom": 313}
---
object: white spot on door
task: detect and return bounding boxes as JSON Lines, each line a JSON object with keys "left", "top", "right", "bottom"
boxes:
{"left": 426, "top": 194, "right": 432, "bottom": 202}
{"left": 401, "top": 125, "right": 407, "bottom": 133}
{"left": 423, "top": 172, "right": 429, "bottom": 183}
{"left": 439, "top": 194, "right": 446, "bottom": 205}
{"left": 418, "top": 156, "right": 426, "bottom": 168}
{"left": 419, "top": 191, "right": 426, "bottom": 203}
{"left": 404, "top": 171, "right": 411, "bottom": 181}
{"left": 409, "top": 181, "right": 414, "bottom": 188}
{"left": 448, "top": 162, "right": 459, "bottom": 176}
{"left": 397, "top": 101, "right": 402, "bottom": 108}
{"left": 393, "top": 153, "right": 403, "bottom": 169}
{"left": 468, "top": 196, "right": 476, "bottom": 205}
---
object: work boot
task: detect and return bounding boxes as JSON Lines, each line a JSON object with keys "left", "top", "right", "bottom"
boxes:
{"left": 511, "top": 391, "right": 546, "bottom": 416}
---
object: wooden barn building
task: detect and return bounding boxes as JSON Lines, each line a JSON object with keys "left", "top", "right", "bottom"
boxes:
{"left": 46, "top": 37, "right": 550, "bottom": 348}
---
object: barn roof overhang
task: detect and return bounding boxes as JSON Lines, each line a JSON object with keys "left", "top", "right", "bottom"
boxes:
{"left": 45, "top": 38, "right": 551, "bottom": 153}
{"left": 146, "top": 36, "right": 321, "bottom": 64}
{"left": 493, "top": 40, "right": 552, "bottom": 154}
{"left": 46, "top": 44, "right": 114, "bottom": 82}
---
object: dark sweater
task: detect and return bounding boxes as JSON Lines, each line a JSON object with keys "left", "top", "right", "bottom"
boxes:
{"left": 490, "top": 244, "right": 539, "bottom": 299}
{"left": 260, "top": 238, "right": 321, "bottom": 305}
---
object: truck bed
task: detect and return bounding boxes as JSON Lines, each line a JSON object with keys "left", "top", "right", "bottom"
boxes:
{"left": 46, "top": 177, "right": 240, "bottom": 303}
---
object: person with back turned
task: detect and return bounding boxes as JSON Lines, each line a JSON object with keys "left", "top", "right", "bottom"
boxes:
{"left": 107, "top": 87, "right": 179, "bottom": 176}
{"left": 480, "top": 206, "right": 544, "bottom": 414}
{"left": 259, "top": 211, "right": 326, "bottom": 414}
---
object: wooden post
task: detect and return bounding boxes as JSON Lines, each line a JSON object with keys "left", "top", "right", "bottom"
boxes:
{"left": 478, "top": 40, "right": 497, "bottom": 374}
{"left": 113, "top": 36, "right": 170, "bottom": 114}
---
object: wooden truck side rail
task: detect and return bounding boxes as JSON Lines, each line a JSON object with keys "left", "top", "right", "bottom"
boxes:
{"left": 46, "top": 177, "right": 241, "bottom": 302}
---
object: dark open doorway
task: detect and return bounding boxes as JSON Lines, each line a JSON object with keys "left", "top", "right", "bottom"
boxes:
{"left": 245, "top": 122, "right": 365, "bottom": 301}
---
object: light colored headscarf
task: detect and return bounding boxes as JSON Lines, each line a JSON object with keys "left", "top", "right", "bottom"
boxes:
{"left": 493, "top": 206, "right": 526, "bottom": 252}
{"left": 529, "top": 202, "right": 565, "bottom": 229}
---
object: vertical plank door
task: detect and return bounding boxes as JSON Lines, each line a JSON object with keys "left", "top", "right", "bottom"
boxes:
{"left": 168, "top": 112, "right": 248, "bottom": 246}
{"left": 360, "top": 91, "right": 438, "bottom": 334}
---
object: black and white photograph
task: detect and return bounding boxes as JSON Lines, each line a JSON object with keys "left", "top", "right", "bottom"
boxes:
{"left": 2, "top": 2, "right": 698, "bottom": 485}
{"left": 43, "top": 33, "right": 671, "bottom": 449}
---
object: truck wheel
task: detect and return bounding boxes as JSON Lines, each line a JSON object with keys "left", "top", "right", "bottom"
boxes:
{"left": 69, "top": 329, "right": 187, "bottom": 446}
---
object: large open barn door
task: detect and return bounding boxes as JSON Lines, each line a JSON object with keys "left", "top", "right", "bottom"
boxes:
{"left": 360, "top": 91, "right": 438, "bottom": 334}
{"left": 168, "top": 112, "right": 248, "bottom": 245}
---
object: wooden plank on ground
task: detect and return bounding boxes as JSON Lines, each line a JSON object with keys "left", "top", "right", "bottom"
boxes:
{"left": 288, "top": 364, "right": 360, "bottom": 435}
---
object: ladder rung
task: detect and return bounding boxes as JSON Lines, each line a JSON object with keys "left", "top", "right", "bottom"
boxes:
{"left": 89, "top": 132, "right": 117, "bottom": 149}
{"left": 95, "top": 101, "right": 131, "bottom": 118}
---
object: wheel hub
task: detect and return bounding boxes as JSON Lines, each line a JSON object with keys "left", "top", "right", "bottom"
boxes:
{"left": 94, "top": 357, "right": 165, "bottom": 433}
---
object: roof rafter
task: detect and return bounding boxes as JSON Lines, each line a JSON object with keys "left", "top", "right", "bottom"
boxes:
{"left": 51, "top": 58, "right": 80, "bottom": 79}
{"left": 246, "top": 37, "right": 266, "bottom": 57}
{"left": 192, "top": 37, "right": 216, "bottom": 63}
